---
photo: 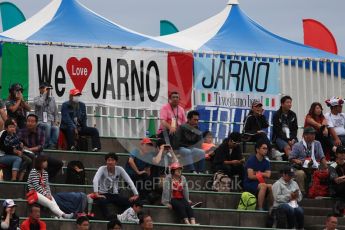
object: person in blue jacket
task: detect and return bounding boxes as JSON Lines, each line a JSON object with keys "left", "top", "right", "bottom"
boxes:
{"left": 60, "top": 88, "right": 101, "bottom": 151}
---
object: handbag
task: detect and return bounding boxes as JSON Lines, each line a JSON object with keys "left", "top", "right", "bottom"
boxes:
{"left": 26, "top": 190, "right": 38, "bottom": 204}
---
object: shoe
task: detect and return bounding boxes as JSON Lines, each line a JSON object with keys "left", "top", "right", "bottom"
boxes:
{"left": 92, "top": 147, "right": 99, "bottom": 152}
{"left": 192, "top": 171, "right": 198, "bottom": 174}
{"left": 70, "top": 146, "right": 76, "bottom": 151}
{"left": 62, "top": 213, "right": 74, "bottom": 219}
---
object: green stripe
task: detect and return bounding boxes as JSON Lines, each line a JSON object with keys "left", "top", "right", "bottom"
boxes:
{"left": 265, "top": 98, "right": 270, "bottom": 106}
{"left": 2, "top": 43, "right": 28, "bottom": 100}
{"left": 201, "top": 92, "right": 205, "bottom": 102}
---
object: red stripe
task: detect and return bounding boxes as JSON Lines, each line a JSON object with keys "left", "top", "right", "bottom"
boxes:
{"left": 271, "top": 98, "right": 275, "bottom": 107}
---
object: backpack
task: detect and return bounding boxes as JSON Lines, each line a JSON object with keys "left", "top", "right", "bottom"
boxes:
{"left": 237, "top": 192, "right": 257, "bottom": 210}
{"left": 308, "top": 169, "right": 329, "bottom": 198}
{"left": 212, "top": 171, "right": 231, "bottom": 192}
{"left": 65, "top": 161, "right": 85, "bottom": 185}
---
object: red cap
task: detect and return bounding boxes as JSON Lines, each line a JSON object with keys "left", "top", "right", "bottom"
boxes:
{"left": 170, "top": 162, "right": 182, "bottom": 170}
{"left": 141, "top": 137, "right": 153, "bottom": 145}
{"left": 69, "top": 88, "right": 82, "bottom": 96}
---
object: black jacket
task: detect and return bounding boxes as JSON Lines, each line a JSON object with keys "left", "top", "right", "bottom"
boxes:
{"left": 272, "top": 108, "right": 298, "bottom": 141}
{"left": 243, "top": 112, "right": 269, "bottom": 135}
{"left": 213, "top": 138, "right": 243, "bottom": 166}
{"left": 175, "top": 123, "right": 202, "bottom": 148}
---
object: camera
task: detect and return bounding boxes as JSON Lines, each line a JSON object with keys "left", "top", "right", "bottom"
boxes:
{"left": 164, "top": 144, "right": 172, "bottom": 150}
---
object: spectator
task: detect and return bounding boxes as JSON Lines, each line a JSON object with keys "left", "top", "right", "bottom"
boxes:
{"left": 0, "top": 99, "right": 7, "bottom": 130}
{"left": 76, "top": 216, "right": 89, "bottom": 230}
{"left": 152, "top": 138, "right": 178, "bottom": 174}
{"left": 289, "top": 127, "right": 327, "bottom": 194}
{"left": 34, "top": 82, "right": 59, "bottom": 149}
{"left": 305, "top": 102, "right": 332, "bottom": 160}
{"left": 158, "top": 92, "right": 187, "bottom": 136}
{"left": 107, "top": 218, "right": 122, "bottom": 230}
{"left": 6, "top": 83, "right": 30, "bottom": 129}
{"left": 272, "top": 95, "right": 298, "bottom": 161}
{"left": 117, "top": 200, "right": 143, "bottom": 224}
{"left": 175, "top": 110, "right": 205, "bottom": 173}
{"left": 324, "top": 214, "right": 338, "bottom": 230}
{"left": 272, "top": 166, "right": 304, "bottom": 229}
{"left": 92, "top": 153, "right": 139, "bottom": 220}
{"left": 243, "top": 101, "right": 270, "bottom": 145}
{"left": 27, "top": 155, "right": 74, "bottom": 219}
{"left": 125, "top": 138, "right": 155, "bottom": 202}
{"left": 329, "top": 146, "right": 345, "bottom": 198}
{"left": 18, "top": 114, "right": 63, "bottom": 180}
{"left": 162, "top": 162, "right": 197, "bottom": 225}
{"left": 0, "top": 199, "right": 19, "bottom": 230}
{"left": 60, "top": 88, "right": 101, "bottom": 151}
{"left": 213, "top": 132, "right": 245, "bottom": 182}
{"left": 243, "top": 140, "right": 273, "bottom": 210}
{"left": 2, "top": 119, "right": 32, "bottom": 181}
{"left": 201, "top": 131, "right": 216, "bottom": 161}
{"left": 325, "top": 97, "right": 345, "bottom": 148}
{"left": 20, "top": 204, "right": 46, "bottom": 230}
{"left": 139, "top": 214, "right": 153, "bottom": 230}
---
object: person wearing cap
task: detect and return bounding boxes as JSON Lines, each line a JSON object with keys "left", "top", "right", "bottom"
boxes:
{"left": 125, "top": 138, "right": 155, "bottom": 203}
{"left": 272, "top": 95, "right": 298, "bottom": 161}
{"left": 289, "top": 127, "right": 328, "bottom": 194}
{"left": 162, "top": 162, "right": 197, "bottom": 225}
{"left": 213, "top": 132, "right": 245, "bottom": 183}
{"left": 20, "top": 204, "right": 46, "bottom": 230}
{"left": 93, "top": 152, "right": 139, "bottom": 220}
{"left": 34, "top": 82, "right": 59, "bottom": 149}
{"left": 243, "top": 101, "right": 270, "bottom": 144}
{"left": 60, "top": 88, "right": 101, "bottom": 151}
{"left": 0, "top": 199, "right": 19, "bottom": 230}
{"left": 272, "top": 166, "right": 304, "bottom": 229}
{"left": 6, "top": 83, "right": 31, "bottom": 129}
{"left": 325, "top": 96, "right": 345, "bottom": 148}
{"left": 329, "top": 146, "right": 345, "bottom": 199}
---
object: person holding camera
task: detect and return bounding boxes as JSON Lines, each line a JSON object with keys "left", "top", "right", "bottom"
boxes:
{"left": 6, "top": 83, "right": 31, "bottom": 129}
{"left": 34, "top": 82, "right": 59, "bottom": 149}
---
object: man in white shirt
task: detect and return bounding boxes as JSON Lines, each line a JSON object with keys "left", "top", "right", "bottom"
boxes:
{"left": 325, "top": 97, "right": 345, "bottom": 148}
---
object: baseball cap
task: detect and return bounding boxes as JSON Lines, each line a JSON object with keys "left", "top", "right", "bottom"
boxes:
{"left": 140, "top": 137, "right": 153, "bottom": 145}
{"left": 303, "top": 127, "right": 316, "bottom": 134}
{"left": 325, "top": 96, "right": 344, "bottom": 107}
{"left": 2, "top": 199, "right": 17, "bottom": 208}
{"left": 251, "top": 101, "right": 263, "bottom": 107}
{"left": 39, "top": 82, "right": 53, "bottom": 89}
{"left": 69, "top": 88, "right": 82, "bottom": 96}
{"left": 280, "top": 165, "right": 295, "bottom": 176}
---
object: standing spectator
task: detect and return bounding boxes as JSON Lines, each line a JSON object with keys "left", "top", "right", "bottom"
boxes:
{"left": 139, "top": 214, "right": 154, "bottom": 230}
{"left": 6, "top": 83, "right": 30, "bottom": 129}
{"left": 76, "top": 216, "right": 89, "bottom": 230}
{"left": 0, "top": 199, "right": 19, "bottom": 230}
{"left": 329, "top": 146, "right": 345, "bottom": 198}
{"left": 175, "top": 110, "right": 205, "bottom": 173}
{"left": 0, "top": 99, "right": 7, "bottom": 130}
{"left": 60, "top": 88, "right": 101, "bottom": 151}
{"left": 272, "top": 166, "right": 304, "bottom": 229}
{"left": 213, "top": 132, "right": 245, "bottom": 182}
{"left": 162, "top": 162, "right": 197, "bottom": 225}
{"left": 305, "top": 102, "right": 332, "bottom": 160}
{"left": 243, "top": 140, "right": 273, "bottom": 210}
{"left": 289, "top": 127, "right": 327, "bottom": 194}
{"left": 92, "top": 153, "right": 139, "bottom": 220}
{"left": 158, "top": 92, "right": 187, "bottom": 136}
{"left": 34, "top": 82, "right": 59, "bottom": 149}
{"left": 20, "top": 204, "right": 46, "bottom": 230}
{"left": 27, "top": 155, "right": 74, "bottom": 219}
{"left": 18, "top": 114, "right": 63, "bottom": 180}
{"left": 325, "top": 97, "right": 345, "bottom": 148}
{"left": 116, "top": 200, "right": 143, "bottom": 224}
{"left": 201, "top": 131, "right": 216, "bottom": 161}
{"left": 272, "top": 96, "right": 298, "bottom": 161}
{"left": 324, "top": 214, "right": 338, "bottom": 230}
{"left": 107, "top": 219, "right": 122, "bottom": 230}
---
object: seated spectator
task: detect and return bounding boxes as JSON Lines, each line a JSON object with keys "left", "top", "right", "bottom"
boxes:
{"left": 175, "top": 110, "right": 205, "bottom": 173}
{"left": 60, "top": 88, "right": 101, "bottom": 151}
{"left": 243, "top": 140, "right": 273, "bottom": 210}
{"left": 162, "top": 162, "right": 197, "bottom": 225}
{"left": 329, "top": 146, "right": 345, "bottom": 198}
{"left": 324, "top": 214, "right": 338, "bottom": 230}
{"left": 107, "top": 218, "right": 122, "bottom": 230}
{"left": 213, "top": 132, "right": 245, "bottom": 182}
{"left": 151, "top": 138, "right": 178, "bottom": 177}
{"left": 289, "top": 127, "right": 327, "bottom": 194}
{"left": 325, "top": 97, "right": 345, "bottom": 149}
{"left": 2, "top": 119, "right": 32, "bottom": 181}
{"left": 272, "top": 96, "right": 298, "bottom": 161}
{"left": 272, "top": 166, "right": 304, "bottom": 229}
{"left": 201, "top": 131, "right": 216, "bottom": 161}
{"left": 27, "top": 155, "right": 73, "bottom": 219}
{"left": 1, "top": 199, "right": 19, "bottom": 229}
{"left": 34, "top": 82, "right": 59, "bottom": 149}
{"left": 243, "top": 101, "right": 270, "bottom": 145}
{"left": 20, "top": 204, "right": 46, "bottom": 230}
{"left": 305, "top": 102, "right": 332, "bottom": 159}
{"left": 6, "top": 83, "right": 31, "bottom": 129}
{"left": 139, "top": 214, "right": 154, "bottom": 230}
{"left": 117, "top": 200, "right": 143, "bottom": 224}
{"left": 76, "top": 216, "right": 89, "bottom": 230}
{"left": 125, "top": 138, "right": 155, "bottom": 202}
{"left": 18, "top": 114, "right": 63, "bottom": 180}
{"left": 92, "top": 153, "right": 139, "bottom": 220}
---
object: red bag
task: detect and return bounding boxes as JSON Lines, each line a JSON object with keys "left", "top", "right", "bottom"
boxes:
{"left": 26, "top": 190, "right": 38, "bottom": 204}
{"left": 308, "top": 169, "right": 329, "bottom": 198}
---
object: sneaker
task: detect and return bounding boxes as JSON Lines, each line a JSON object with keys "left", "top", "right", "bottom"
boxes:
{"left": 70, "top": 146, "right": 76, "bottom": 151}
{"left": 62, "top": 213, "right": 74, "bottom": 219}
{"left": 92, "top": 147, "right": 99, "bottom": 152}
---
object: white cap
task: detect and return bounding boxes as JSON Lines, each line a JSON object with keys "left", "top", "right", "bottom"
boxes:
{"left": 227, "top": 0, "right": 239, "bottom": 5}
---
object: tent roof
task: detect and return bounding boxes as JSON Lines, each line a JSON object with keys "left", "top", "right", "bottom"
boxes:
{"left": 1, "top": 0, "right": 175, "bottom": 49}
{"left": 156, "top": 1, "right": 344, "bottom": 60}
